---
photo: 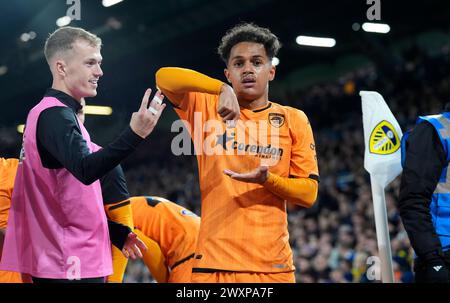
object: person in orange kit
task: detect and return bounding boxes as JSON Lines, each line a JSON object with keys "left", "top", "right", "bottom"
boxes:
{"left": 156, "top": 23, "right": 319, "bottom": 283}
{"left": 0, "top": 157, "right": 30, "bottom": 283}
{"left": 100, "top": 165, "right": 200, "bottom": 283}
{"left": 130, "top": 196, "right": 200, "bottom": 283}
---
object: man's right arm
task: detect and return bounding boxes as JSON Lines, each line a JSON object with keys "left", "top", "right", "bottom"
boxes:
{"left": 155, "top": 67, "right": 224, "bottom": 108}
{"left": 37, "top": 87, "right": 165, "bottom": 186}
{"left": 398, "top": 122, "right": 446, "bottom": 259}
{"left": 37, "top": 107, "right": 143, "bottom": 185}
{"left": 156, "top": 67, "right": 239, "bottom": 122}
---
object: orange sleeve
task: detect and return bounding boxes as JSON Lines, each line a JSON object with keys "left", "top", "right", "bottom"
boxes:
{"left": 263, "top": 172, "right": 318, "bottom": 208}
{"left": 288, "top": 109, "right": 319, "bottom": 179}
{"left": 0, "top": 159, "right": 19, "bottom": 229}
{"left": 134, "top": 229, "right": 169, "bottom": 283}
{"left": 104, "top": 199, "right": 134, "bottom": 283}
{"left": 155, "top": 67, "right": 224, "bottom": 111}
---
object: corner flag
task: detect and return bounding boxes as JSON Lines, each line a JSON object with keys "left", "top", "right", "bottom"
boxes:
{"left": 361, "top": 91, "right": 403, "bottom": 283}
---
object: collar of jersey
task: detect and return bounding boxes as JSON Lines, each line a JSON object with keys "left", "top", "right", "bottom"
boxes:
{"left": 240, "top": 102, "right": 272, "bottom": 114}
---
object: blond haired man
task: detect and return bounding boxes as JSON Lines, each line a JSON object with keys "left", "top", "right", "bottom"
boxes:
{"left": 0, "top": 27, "right": 165, "bottom": 283}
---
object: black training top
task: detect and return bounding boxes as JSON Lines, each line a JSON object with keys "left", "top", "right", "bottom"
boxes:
{"left": 398, "top": 121, "right": 447, "bottom": 259}
{"left": 35, "top": 88, "right": 139, "bottom": 249}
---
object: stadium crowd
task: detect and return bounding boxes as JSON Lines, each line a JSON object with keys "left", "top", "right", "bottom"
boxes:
{"left": 1, "top": 42, "right": 449, "bottom": 283}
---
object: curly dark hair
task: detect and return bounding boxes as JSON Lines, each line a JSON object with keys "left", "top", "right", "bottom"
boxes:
{"left": 217, "top": 23, "right": 281, "bottom": 64}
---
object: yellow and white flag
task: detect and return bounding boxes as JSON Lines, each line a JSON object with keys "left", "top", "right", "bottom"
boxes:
{"left": 361, "top": 91, "right": 403, "bottom": 187}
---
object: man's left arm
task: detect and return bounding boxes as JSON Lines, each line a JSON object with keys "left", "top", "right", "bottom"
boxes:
{"left": 224, "top": 166, "right": 318, "bottom": 208}
{"left": 263, "top": 172, "right": 318, "bottom": 207}
{"left": 223, "top": 109, "right": 319, "bottom": 207}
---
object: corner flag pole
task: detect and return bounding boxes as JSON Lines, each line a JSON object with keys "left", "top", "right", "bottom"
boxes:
{"left": 361, "top": 91, "right": 403, "bottom": 283}
{"left": 370, "top": 178, "right": 395, "bottom": 283}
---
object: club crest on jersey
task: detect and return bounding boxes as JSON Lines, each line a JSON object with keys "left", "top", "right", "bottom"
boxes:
{"left": 268, "top": 113, "right": 285, "bottom": 128}
{"left": 369, "top": 120, "right": 400, "bottom": 155}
